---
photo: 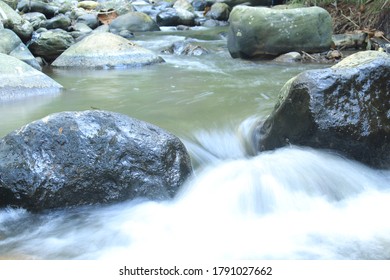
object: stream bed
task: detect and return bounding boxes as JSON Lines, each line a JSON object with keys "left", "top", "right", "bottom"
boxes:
{"left": 1, "top": 27, "right": 389, "bottom": 260}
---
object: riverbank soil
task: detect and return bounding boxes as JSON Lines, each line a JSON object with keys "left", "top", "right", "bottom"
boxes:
{"left": 322, "top": 0, "right": 390, "bottom": 38}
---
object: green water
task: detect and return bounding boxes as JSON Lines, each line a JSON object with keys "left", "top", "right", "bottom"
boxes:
{"left": 1, "top": 28, "right": 320, "bottom": 144}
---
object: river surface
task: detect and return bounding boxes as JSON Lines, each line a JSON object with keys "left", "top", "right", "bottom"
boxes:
{"left": 1, "top": 27, "right": 389, "bottom": 260}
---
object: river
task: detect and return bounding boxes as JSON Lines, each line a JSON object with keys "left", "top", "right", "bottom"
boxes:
{"left": 1, "top": 27, "right": 389, "bottom": 260}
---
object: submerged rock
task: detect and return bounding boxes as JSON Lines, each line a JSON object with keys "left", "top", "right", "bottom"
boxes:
{"left": 0, "top": 53, "right": 62, "bottom": 101}
{"left": 52, "top": 32, "right": 164, "bottom": 68}
{"left": 227, "top": 6, "right": 332, "bottom": 58}
{"left": 0, "top": 110, "right": 193, "bottom": 211}
{"left": 254, "top": 51, "right": 390, "bottom": 169}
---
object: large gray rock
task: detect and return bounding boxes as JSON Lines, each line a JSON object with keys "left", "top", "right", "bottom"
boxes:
{"left": 28, "top": 29, "right": 75, "bottom": 62}
{"left": 0, "top": 110, "right": 193, "bottom": 211}
{"left": 0, "top": 29, "right": 41, "bottom": 70}
{"left": 253, "top": 51, "right": 390, "bottom": 169}
{"left": 227, "top": 6, "right": 332, "bottom": 58}
{"left": 0, "top": 53, "right": 62, "bottom": 101}
{"left": 0, "top": 0, "right": 34, "bottom": 41}
{"left": 156, "top": 7, "right": 196, "bottom": 26}
{"left": 109, "top": 12, "right": 160, "bottom": 34}
{"left": 52, "top": 32, "right": 163, "bottom": 68}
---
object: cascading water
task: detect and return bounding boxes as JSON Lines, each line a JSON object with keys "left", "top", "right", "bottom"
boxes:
{"left": 0, "top": 28, "right": 389, "bottom": 260}
{"left": 1, "top": 125, "right": 389, "bottom": 260}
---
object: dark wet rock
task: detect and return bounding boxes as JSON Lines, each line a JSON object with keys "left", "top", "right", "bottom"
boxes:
{"left": 0, "top": 110, "right": 193, "bottom": 211}
{"left": 109, "top": 12, "right": 160, "bottom": 34}
{"left": 0, "top": 53, "right": 62, "bottom": 101}
{"left": 227, "top": 6, "right": 332, "bottom": 58}
{"left": 45, "top": 14, "right": 71, "bottom": 30}
{"left": 0, "top": 0, "right": 34, "bottom": 42}
{"left": 52, "top": 32, "right": 163, "bottom": 68}
{"left": 156, "top": 7, "right": 196, "bottom": 26}
{"left": 16, "top": 0, "right": 58, "bottom": 19}
{"left": 205, "top": 3, "right": 230, "bottom": 21}
{"left": 22, "top": 12, "right": 47, "bottom": 30}
{"left": 156, "top": 8, "right": 180, "bottom": 26}
{"left": 0, "top": 29, "right": 41, "bottom": 70}
{"left": 253, "top": 51, "right": 390, "bottom": 169}
{"left": 28, "top": 29, "right": 75, "bottom": 62}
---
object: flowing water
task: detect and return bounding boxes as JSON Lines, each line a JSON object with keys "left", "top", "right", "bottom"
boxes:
{"left": 1, "top": 28, "right": 389, "bottom": 260}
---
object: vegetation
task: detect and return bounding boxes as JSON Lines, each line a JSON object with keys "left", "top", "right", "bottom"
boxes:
{"left": 287, "top": 0, "right": 389, "bottom": 35}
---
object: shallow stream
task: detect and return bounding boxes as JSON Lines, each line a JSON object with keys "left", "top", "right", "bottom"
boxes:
{"left": 1, "top": 27, "right": 389, "bottom": 259}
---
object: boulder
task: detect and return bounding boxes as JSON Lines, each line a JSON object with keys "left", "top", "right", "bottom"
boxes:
{"left": 0, "top": 53, "right": 62, "bottom": 101}
{"left": 156, "top": 7, "right": 196, "bottom": 26}
{"left": 174, "top": 8, "right": 196, "bottom": 26}
{"left": 76, "top": 13, "right": 99, "bottom": 29}
{"left": 45, "top": 14, "right": 71, "bottom": 30}
{"left": 0, "top": 110, "right": 193, "bottom": 211}
{"left": 0, "top": 0, "right": 34, "bottom": 41}
{"left": 253, "top": 51, "right": 390, "bottom": 169}
{"left": 206, "top": 3, "right": 230, "bottom": 21}
{"left": 28, "top": 29, "right": 75, "bottom": 62}
{"left": 52, "top": 32, "right": 163, "bottom": 68}
{"left": 109, "top": 12, "right": 160, "bottom": 34}
{"left": 22, "top": 12, "right": 47, "bottom": 30}
{"left": 0, "top": 29, "right": 41, "bottom": 70}
{"left": 156, "top": 8, "right": 180, "bottom": 26}
{"left": 227, "top": 6, "right": 332, "bottom": 58}
{"left": 16, "top": 0, "right": 58, "bottom": 18}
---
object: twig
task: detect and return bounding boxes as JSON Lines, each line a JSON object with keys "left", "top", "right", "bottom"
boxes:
{"left": 381, "top": 35, "right": 390, "bottom": 43}
{"left": 340, "top": 11, "right": 360, "bottom": 29}
{"left": 301, "top": 51, "right": 318, "bottom": 62}
{"left": 381, "top": 0, "right": 389, "bottom": 9}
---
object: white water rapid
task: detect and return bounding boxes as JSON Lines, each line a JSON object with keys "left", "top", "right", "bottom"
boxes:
{"left": 1, "top": 123, "right": 389, "bottom": 260}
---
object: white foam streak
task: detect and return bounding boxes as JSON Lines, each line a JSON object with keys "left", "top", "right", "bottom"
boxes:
{"left": 1, "top": 147, "right": 389, "bottom": 260}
